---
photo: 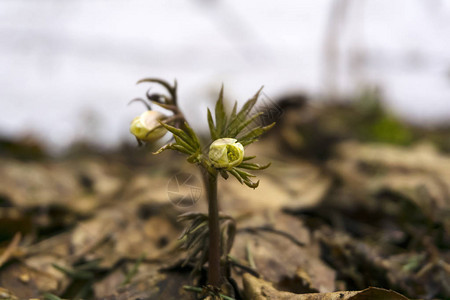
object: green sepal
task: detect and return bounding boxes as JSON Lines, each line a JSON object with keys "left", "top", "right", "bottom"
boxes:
{"left": 227, "top": 166, "right": 260, "bottom": 189}
{"left": 228, "top": 169, "right": 243, "bottom": 184}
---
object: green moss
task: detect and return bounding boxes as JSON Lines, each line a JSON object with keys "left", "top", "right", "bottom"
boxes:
{"left": 359, "top": 115, "right": 413, "bottom": 145}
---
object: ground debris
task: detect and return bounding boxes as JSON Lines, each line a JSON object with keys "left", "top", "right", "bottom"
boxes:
{"left": 230, "top": 211, "right": 335, "bottom": 294}
{"left": 243, "top": 273, "right": 408, "bottom": 300}
{"left": 1, "top": 100, "right": 449, "bottom": 299}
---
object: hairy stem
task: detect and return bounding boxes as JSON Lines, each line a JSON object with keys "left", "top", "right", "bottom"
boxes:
{"left": 204, "top": 170, "right": 221, "bottom": 287}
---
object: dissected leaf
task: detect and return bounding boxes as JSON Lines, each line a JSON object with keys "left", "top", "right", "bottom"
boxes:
{"left": 229, "top": 112, "right": 264, "bottom": 137}
{"left": 227, "top": 87, "right": 262, "bottom": 133}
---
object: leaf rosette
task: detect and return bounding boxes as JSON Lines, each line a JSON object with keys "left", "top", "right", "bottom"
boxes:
{"left": 206, "top": 86, "right": 274, "bottom": 188}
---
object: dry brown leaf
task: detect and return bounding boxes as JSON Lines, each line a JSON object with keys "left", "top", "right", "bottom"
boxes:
{"left": 101, "top": 269, "right": 196, "bottom": 300}
{"left": 329, "top": 142, "right": 450, "bottom": 213}
{"left": 0, "top": 287, "right": 19, "bottom": 300}
{"left": 219, "top": 157, "right": 332, "bottom": 214}
{"left": 231, "top": 212, "right": 335, "bottom": 293}
{"left": 0, "top": 232, "right": 21, "bottom": 267}
{"left": 243, "top": 273, "right": 409, "bottom": 300}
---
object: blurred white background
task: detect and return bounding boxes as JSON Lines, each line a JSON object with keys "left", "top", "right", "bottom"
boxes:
{"left": 0, "top": 0, "right": 449, "bottom": 151}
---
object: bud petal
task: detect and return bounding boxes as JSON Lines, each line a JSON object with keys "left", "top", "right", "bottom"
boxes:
{"left": 130, "top": 111, "right": 167, "bottom": 142}
{"left": 209, "top": 138, "right": 244, "bottom": 170}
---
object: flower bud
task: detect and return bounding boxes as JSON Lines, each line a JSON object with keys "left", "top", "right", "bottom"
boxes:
{"left": 130, "top": 110, "right": 167, "bottom": 142}
{"left": 209, "top": 138, "right": 244, "bottom": 170}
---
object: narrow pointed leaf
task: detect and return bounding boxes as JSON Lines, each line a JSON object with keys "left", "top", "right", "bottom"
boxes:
{"left": 186, "top": 227, "right": 208, "bottom": 249}
{"left": 229, "top": 101, "right": 237, "bottom": 124}
{"left": 229, "top": 112, "right": 264, "bottom": 137}
{"left": 207, "top": 108, "right": 218, "bottom": 140}
{"left": 244, "top": 179, "right": 260, "bottom": 189}
{"left": 238, "top": 122, "right": 275, "bottom": 145}
{"left": 174, "top": 135, "right": 195, "bottom": 153}
{"left": 159, "top": 121, "right": 197, "bottom": 149}
{"left": 154, "top": 143, "right": 191, "bottom": 156}
{"left": 153, "top": 143, "right": 175, "bottom": 154}
{"left": 182, "top": 122, "right": 200, "bottom": 147}
{"left": 237, "top": 162, "right": 271, "bottom": 170}
{"left": 171, "top": 144, "right": 192, "bottom": 155}
{"left": 215, "top": 85, "right": 227, "bottom": 137}
{"left": 228, "top": 87, "right": 263, "bottom": 131}
{"left": 240, "top": 139, "right": 259, "bottom": 147}
{"left": 234, "top": 168, "right": 256, "bottom": 178}
{"left": 183, "top": 242, "right": 204, "bottom": 266}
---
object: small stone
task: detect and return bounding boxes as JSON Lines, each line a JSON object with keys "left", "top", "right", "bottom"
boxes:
{"left": 19, "top": 273, "right": 30, "bottom": 283}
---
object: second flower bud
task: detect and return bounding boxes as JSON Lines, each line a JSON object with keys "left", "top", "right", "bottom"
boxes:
{"left": 130, "top": 110, "right": 168, "bottom": 142}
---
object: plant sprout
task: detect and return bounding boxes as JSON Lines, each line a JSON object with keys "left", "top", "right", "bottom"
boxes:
{"left": 129, "top": 78, "right": 274, "bottom": 297}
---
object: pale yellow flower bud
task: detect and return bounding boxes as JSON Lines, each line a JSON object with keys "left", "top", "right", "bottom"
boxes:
{"left": 130, "top": 111, "right": 167, "bottom": 142}
{"left": 209, "top": 138, "right": 244, "bottom": 170}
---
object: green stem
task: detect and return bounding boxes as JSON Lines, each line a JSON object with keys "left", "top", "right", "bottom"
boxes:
{"left": 203, "top": 169, "right": 221, "bottom": 287}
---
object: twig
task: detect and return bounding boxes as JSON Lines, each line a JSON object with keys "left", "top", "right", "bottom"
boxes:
{"left": 0, "top": 232, "right": 21, "bottom": 268}
{"left": 245, "top": 242, "right": 256, "bottom": 270}
{"left": 227, "top": 255, "right": 259, "bottom": 277}
{"left": 239, "top": 226, "right": 305, "bottom": 247}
